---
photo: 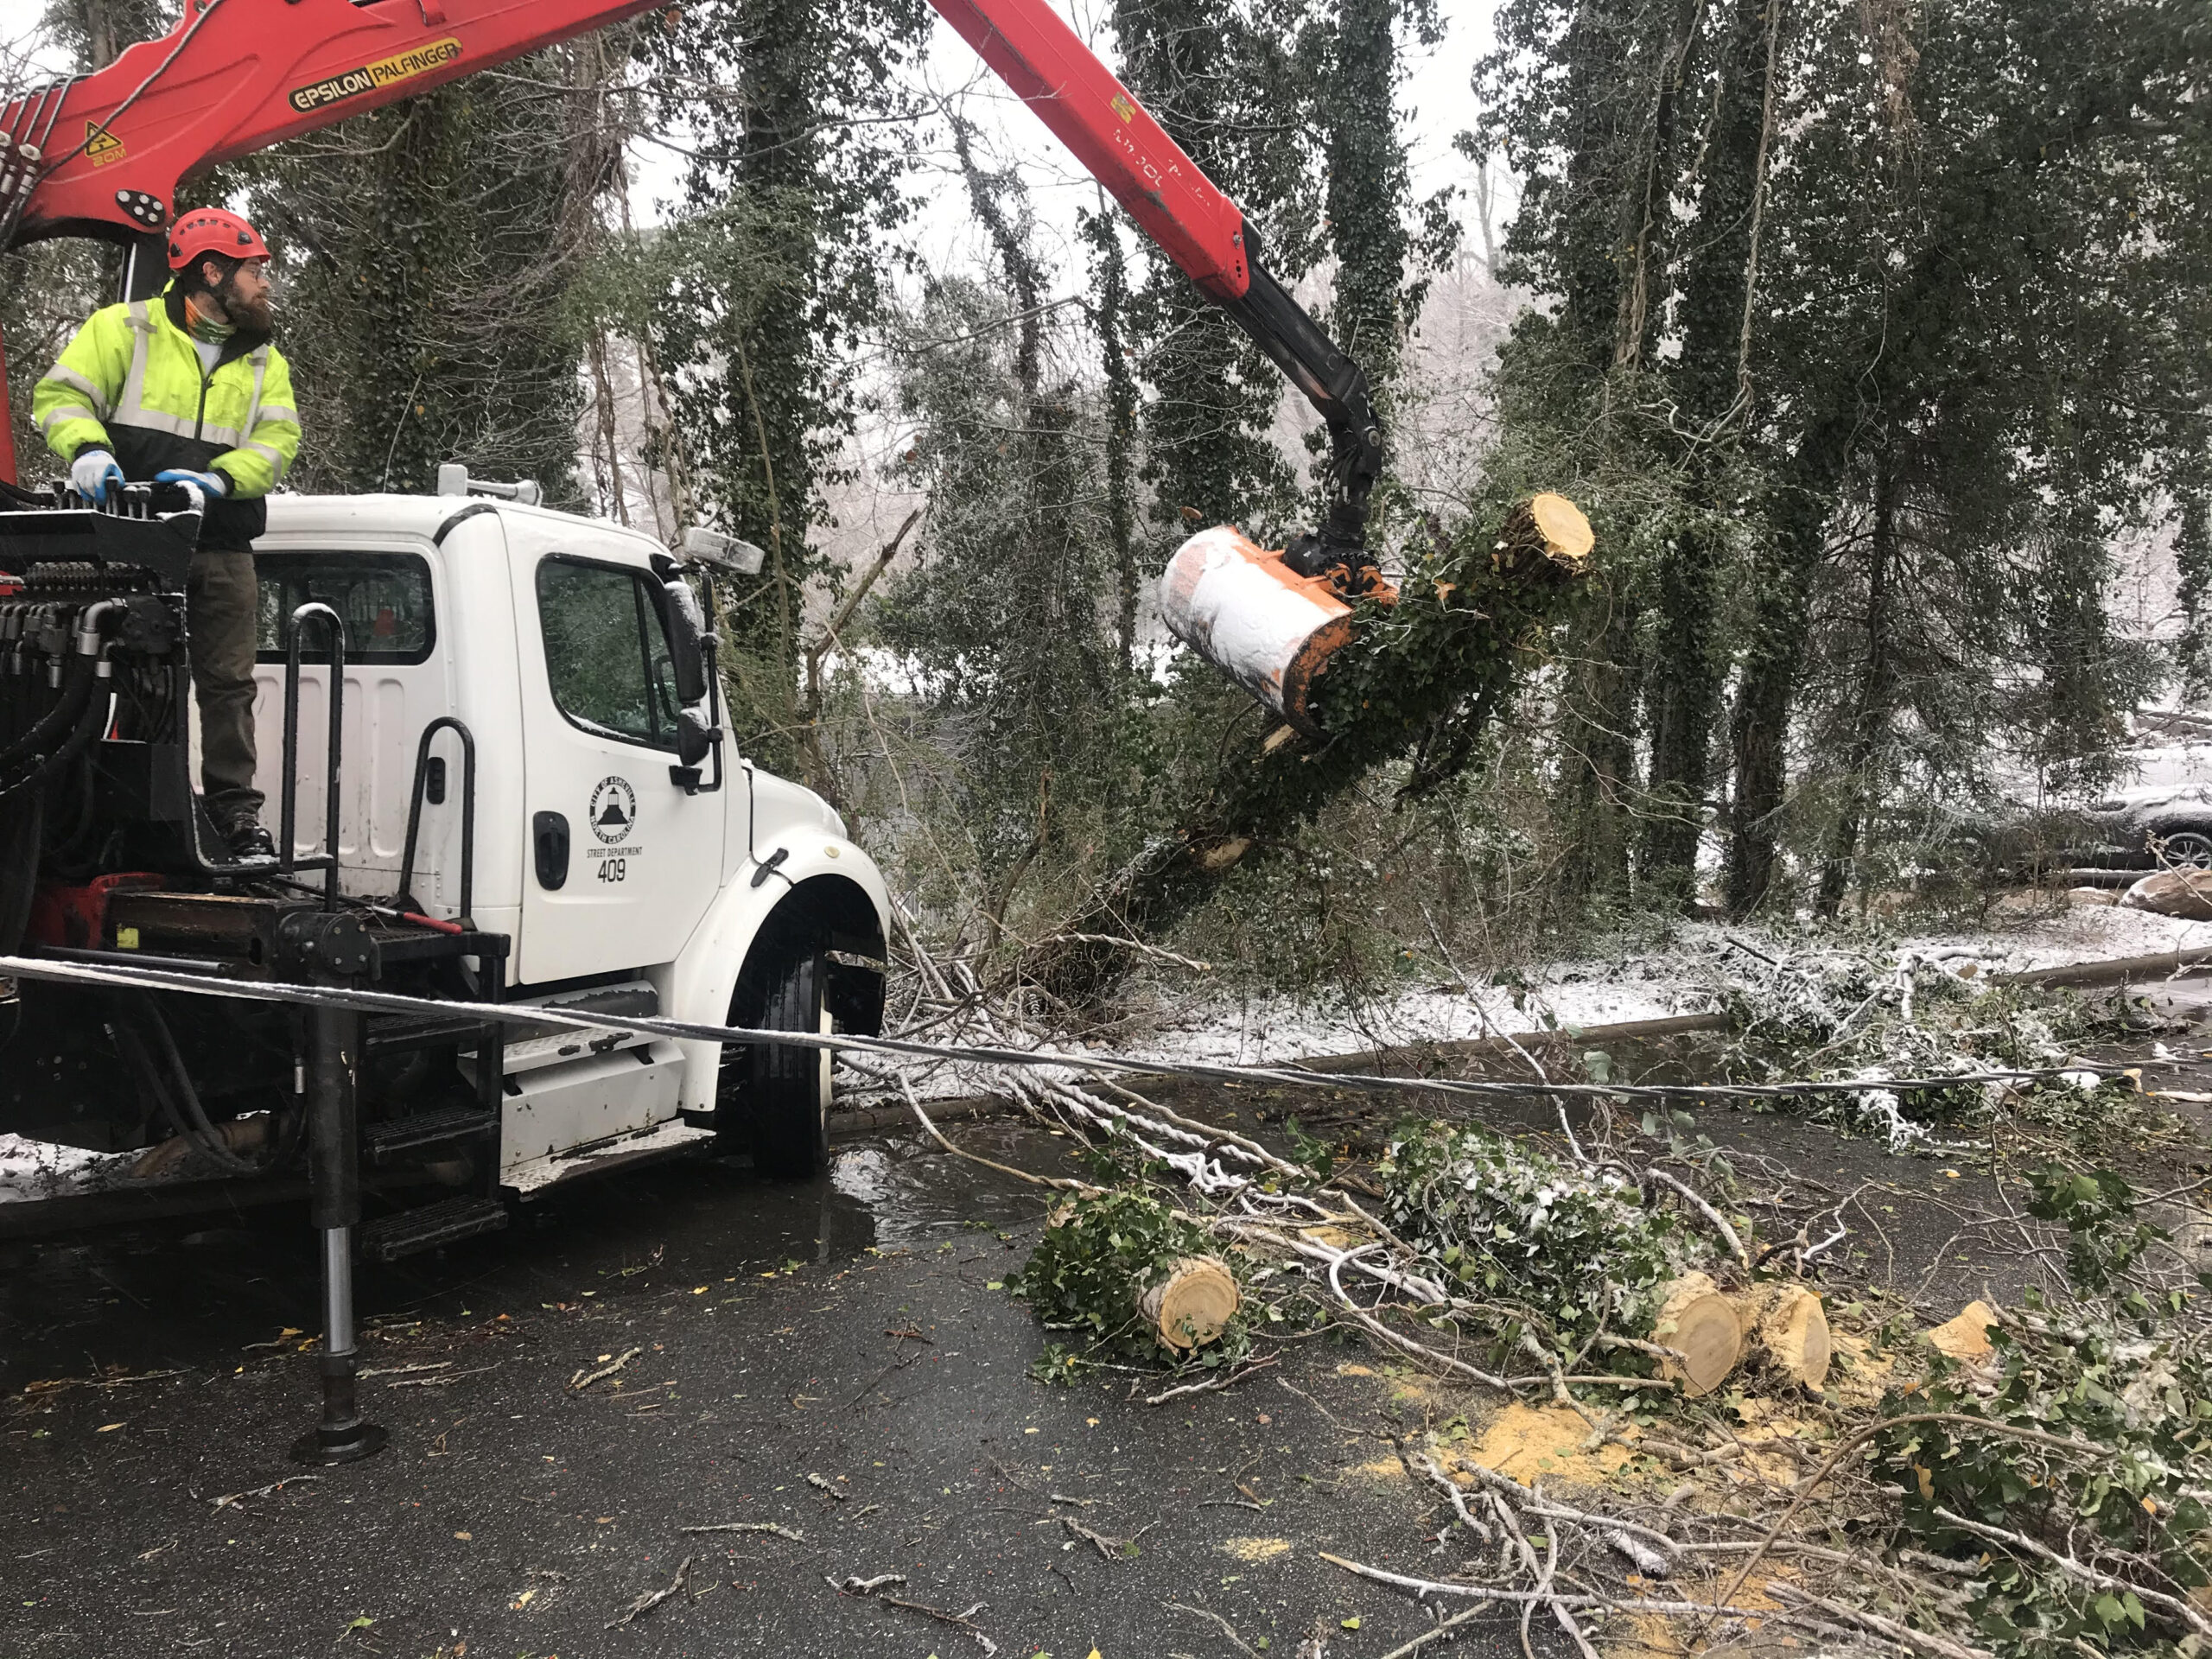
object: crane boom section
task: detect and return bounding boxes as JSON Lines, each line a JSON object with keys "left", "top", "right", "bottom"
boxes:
{"left": 3, "top": 0, "right": 663, "bottom": 249}
{"left": 924, "top": 0, "right": 1249, "bottom": 302}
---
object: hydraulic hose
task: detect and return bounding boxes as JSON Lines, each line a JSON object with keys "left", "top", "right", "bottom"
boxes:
{"left": 0, "top": 646, "right": 97, "bottom": 772}
{"left": 0, "top": 676, "right": 109, "bottom": 804}
{"left": 0, "top": 788, "right": 41, "bottom": 959}
{"left": 109, "top": 997, "right": 272, "bottom": 1175}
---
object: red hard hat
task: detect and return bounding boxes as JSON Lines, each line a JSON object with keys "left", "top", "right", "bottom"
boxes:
{"left": 166, "top": 207, "right": 269, "bottom": 271}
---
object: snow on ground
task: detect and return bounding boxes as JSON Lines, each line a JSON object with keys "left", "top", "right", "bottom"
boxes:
{"left": 0, "top": 1139, "right": 143, "bottom": 1204}
{"left": 1122, "top": 898, "right": 2212, "bottom": 1071}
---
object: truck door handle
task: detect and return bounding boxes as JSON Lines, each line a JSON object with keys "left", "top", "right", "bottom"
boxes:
{"left": 533, "top": 810, "right": 569, "bottom": 890}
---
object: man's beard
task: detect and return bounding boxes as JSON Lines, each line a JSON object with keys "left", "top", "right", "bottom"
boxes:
{"left": 218, "top": 276, "right": 272, "bottom": 333}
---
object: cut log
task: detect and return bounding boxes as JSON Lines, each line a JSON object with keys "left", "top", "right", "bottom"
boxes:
{"left": 2120, "top": 868, "right": 2212, "bottom": 921}
{"left": 1737, "top": 1283, "right": 1831, "bottom": 1390}
{"left": 1024, "top": 493, "right": 1596, "bottom": 1004}
{"left": 1924, "top": 1300, "right": 1997, "bottom": 1361}
{"left": 1649, "top": 1272, "right": 1742, "bottom": 1397}
{"left": 1504, "top": 492, "right": 1597, "bottom": 570}
{"left": 1137, "top": 1255, "right": 1240, "bottom": 1351}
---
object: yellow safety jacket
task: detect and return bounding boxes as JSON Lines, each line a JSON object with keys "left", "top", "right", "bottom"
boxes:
{"left": 33, "top": 283, "right": 301, "bottom": 550}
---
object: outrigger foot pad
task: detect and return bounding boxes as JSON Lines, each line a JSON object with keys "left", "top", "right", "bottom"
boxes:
{"left": 290, "top": 1357, "right": 389, "bottom": 1465}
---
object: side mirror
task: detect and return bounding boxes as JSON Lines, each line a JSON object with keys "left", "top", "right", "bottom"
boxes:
{"left": 655, "top": 579, "right": 709, "bottom": 707}
{"left": 675, "top": 707, "right": 716, "bottom": 768}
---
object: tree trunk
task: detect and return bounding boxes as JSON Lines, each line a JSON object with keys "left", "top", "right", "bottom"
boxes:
{"left": 2174, "top": 482, "right": 2210, "bottom": 702}
{"left": 1736, "top": 1282, "right": 1830, "bottom": 1389}
{"left": 1086, "top": 210, "right": 1141, "bottom": 678}
{"left": 1818, "top": 452, "right": 1899, "bottom": 917}
{"left": 1724, "top": 450, "right": 1839, "bottom": 917}
{"left": 1638, "top": 534, "right": 1724, "bottom": 904}
{"left": 1136, "top": 1256, "right": 1240, "bottom": 1351}
{"left": 1323, "top": 0, "right": 1408, "bottom": 391}
{"left": 1555, "top": 599, "right": 1641, "bottom": 907}
{"left": 1637, "top": 0, "right": 1780, "bottom": 906}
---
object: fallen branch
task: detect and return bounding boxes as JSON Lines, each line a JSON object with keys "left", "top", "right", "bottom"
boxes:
{"left": 899, "top": 1078, "right": 1090, "bottom": 1192}
{"left": 1706, "top": 1412, "right": 2114, "bottom": 1633}
{"left": 1062, "top": 1515, "right": 1137, "bottom": 1560}
{"left": 1143, "top": 1354, "right": 1278, "bottom": 1407}
{"left": 1165, "top": 1598, "right": 1260, "bottom": 1657}
{"left": 1930, "top": 1505, "right": 2212, "bottom": 1637}
{"left": 387, "top": 1363, "right": 497, "bottom": 1388}
{"left": 1649, "top": 1168, "right": 1752, "bottom": 1268}
{"left": 830, "top": 1570, "right": 997, "bottom": 1654}
{"left": 1766, "top": 1582, "right": 1995, "bottom": 1659}
{"left": 828, "top": 1572, "right": 907, "bottom": 1593}
{"left": 209, "top": 1474, "right": 321, "bottom": 1510}
{"left": 1316, "top": 1550, "right": 1771, "bottom": 1618}
{"left": 568, "top": 1346, "right": 642, "bottom": 1393}
{"left": 1326, "top": 1246, "right": 1521, "bottom": 1392}
{"left": 1456, "top": 1461, "right": 1677, "bottom": 1561}
{"left": 606, "top": 1555, "right": 696, "bottom": 1628}
{"left": 680, "top": 1521, "right": 805, "bottom": 1541}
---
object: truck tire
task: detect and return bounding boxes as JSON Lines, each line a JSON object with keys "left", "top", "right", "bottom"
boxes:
{"left": 724, "top": 931, "right": 833, "bottom": 1179}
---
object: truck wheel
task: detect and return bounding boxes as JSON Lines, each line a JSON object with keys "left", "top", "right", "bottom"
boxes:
{"left": 727, "top": 935, "right": 832, "bottom": 1179}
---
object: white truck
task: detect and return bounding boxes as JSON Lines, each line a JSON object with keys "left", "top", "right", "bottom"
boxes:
{"left": 1, "top": 473, "right": 890, "bottom": 1459}
{"left": 1, "top": 472, "right": 889, "bottom": 1244}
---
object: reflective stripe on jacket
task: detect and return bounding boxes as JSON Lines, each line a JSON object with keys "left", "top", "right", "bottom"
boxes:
{"left": 33, "top": 283, "right": 301, "bottom": 550}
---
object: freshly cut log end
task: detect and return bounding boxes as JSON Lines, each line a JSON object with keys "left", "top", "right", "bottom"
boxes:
{"left": 1738, "top": 1283, "right": 1831, "bottom": 1390}
{"left": 1138, "top": 1255, "right": 1240, "bottom": 1351}
{"left": 1924, "top": 1300, "right": 1998, "bottom": 1361}
{"left": 1496, "top": 493, "right": 1595, "bottom": 576}
{"left": 1649, "top": 1271, "right": 1742, "bottom": 1397}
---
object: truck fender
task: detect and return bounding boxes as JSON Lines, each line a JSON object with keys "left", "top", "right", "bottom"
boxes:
{"left": 663, "top": 846, "right": 892, "bottom": 1111}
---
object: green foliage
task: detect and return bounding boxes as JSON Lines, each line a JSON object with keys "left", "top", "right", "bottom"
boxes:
{"left": 1012, "top": 1192, "right": 1247, "bottom": 1366}
{"left": 1111, "top": 0, "right": 1325, "bottom": 548}
{"left": 2026, "top": 1166, "right": 2169, "bottom": 1299}
{"left": 648, "top": 0, "right": 931, "bottom": 771}
{"left": 1878, "top": 1166, "right": 2209, "bottom": 1656}
{"left": 1379, "top": 1120, "right": 1686, "bottom": 1345}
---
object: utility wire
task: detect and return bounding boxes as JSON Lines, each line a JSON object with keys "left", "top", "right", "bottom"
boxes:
{"left": 0, "top": 953, "right": 2150, "bottom": 1109}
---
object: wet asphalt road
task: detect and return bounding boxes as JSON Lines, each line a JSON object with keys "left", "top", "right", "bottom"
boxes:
{"left": 7, "top": 983, "right": 2212, "bottom": 1659}
{"left": 0, "top": 1127, "right": 1501, "bottom": 1659}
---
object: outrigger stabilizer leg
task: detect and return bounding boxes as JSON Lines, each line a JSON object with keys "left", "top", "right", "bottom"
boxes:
{"left": 292, "top": 1004, "right": 388, "bottom": 1465}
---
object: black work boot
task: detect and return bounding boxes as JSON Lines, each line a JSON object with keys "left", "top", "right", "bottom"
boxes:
{"left": 225, "top": 817, "right": 277, "bottom": 861}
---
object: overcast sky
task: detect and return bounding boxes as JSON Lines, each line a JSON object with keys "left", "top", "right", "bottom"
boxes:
{"left": 630, "top": 0, "right": 1502, "bottom": 289}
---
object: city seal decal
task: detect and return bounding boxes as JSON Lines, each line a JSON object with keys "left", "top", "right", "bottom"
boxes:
{"left": 588, "top": 776, "right": 637, "bottom": 845}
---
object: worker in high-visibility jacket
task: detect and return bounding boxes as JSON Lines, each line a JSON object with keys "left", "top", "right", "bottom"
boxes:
{"left": 33, "top": 207, "right": 301, "bottom": 861}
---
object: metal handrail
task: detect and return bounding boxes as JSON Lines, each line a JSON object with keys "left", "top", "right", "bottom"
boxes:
{"left": 279, "top": 601, "right": 346, "bottom": 910}
{"left": 395, "top": 716, "right": 476, "bottom": 926}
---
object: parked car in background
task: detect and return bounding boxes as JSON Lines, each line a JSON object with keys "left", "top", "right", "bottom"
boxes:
{"left": 2056, "top": 785, "right": 2212, "bottom": 883}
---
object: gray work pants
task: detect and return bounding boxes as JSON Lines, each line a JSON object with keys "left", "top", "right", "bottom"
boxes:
{"left": 187, "top": 548, "right": 263, "bottom": 828}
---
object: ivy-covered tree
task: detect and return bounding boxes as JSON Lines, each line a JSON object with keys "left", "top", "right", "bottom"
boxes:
{"left": 243, "top": 34, "right": 639, "bottom": 505}
{"left": 645, "top": 0, "right": 931, "bottom": 774}
{"left": 1481, "top": 0, "right": 2211, "bottom": 918}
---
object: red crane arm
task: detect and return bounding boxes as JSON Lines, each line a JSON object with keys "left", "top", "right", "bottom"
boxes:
{"left": 925, "top": 0, "right": 1249, "bottom": 302}
{"left": 925, "top": 0, "right": 1382, "bottom": 573}
{"left": 1, "top": 0, "right": 664, "bottom": 249}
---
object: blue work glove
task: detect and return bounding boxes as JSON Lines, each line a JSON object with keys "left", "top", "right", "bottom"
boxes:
{"left": 155, "top": 467, "right": 230, "bottom": 499}
{"left": 69, "top": 448, "right": 124, "bottom": 504}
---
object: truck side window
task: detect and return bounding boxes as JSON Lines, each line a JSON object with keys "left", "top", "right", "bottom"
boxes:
{"left": 256, "top": 553, "right": 435, "bottom": 665}
{"left": 537, "top": 556, "right": 676, "bottom": 750}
